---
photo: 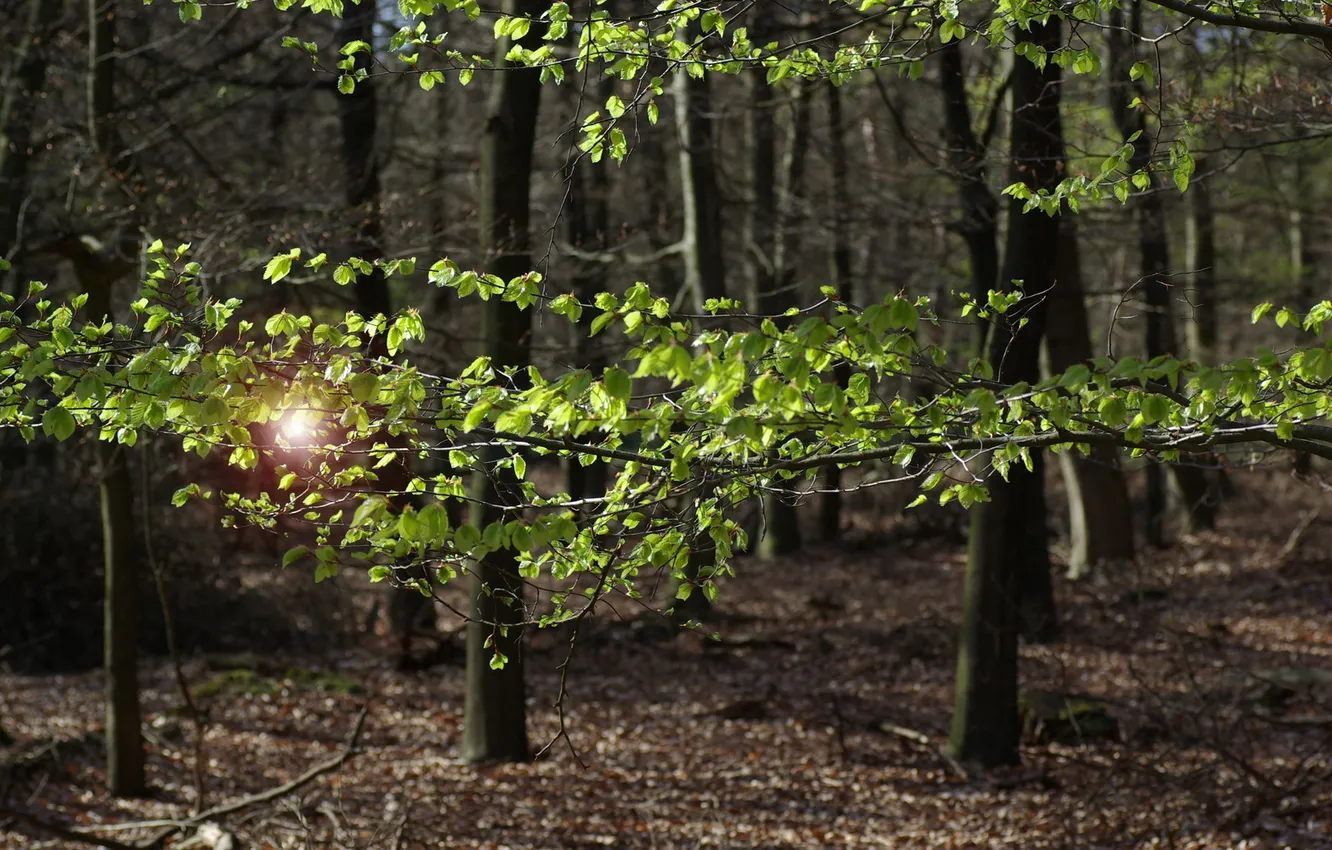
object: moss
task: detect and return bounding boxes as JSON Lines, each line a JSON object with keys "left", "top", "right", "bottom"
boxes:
{"left": 191, "top": 668, "right": 277, "bottom": 700}
{"left": 1020, "top": 689, "right": 1119, "bottom": 745}
{"left": 281, "top": 668, "right": 365, "bottom": 695}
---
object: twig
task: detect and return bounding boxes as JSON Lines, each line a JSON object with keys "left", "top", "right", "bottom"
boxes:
{"left": 30, "top": 707, "right": 372, "bottom": 850}
{"left": 876, "top": 721, "right": 969, "bottom": 779}
{"left": 175, "top": 706, "right": 368, "bottom": 826}
{"left": 1277, "top": 507, "right": 1320, "bottom": 563}
{"left": 0, "top": 808, "right": 140, "bottom": 850}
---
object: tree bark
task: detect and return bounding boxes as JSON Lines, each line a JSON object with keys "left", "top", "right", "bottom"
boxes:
{"left": 817, "top": 77, "right": 853, "bottom": 542}
{"left": 949, "top": 17, "right": 1063, "bottom": 769}
{"left": 333, "top": 0, "right": 436, "bottom": 663}
{"left": 938, "top": 39, "right": 1000, "bottom": 354}
{"left": 1108, "top": 0, "right": 1215, "bottom": 542}
{"left": 665, "top": 53, "right": 727, "bottom": 618}
{"left": 1184, "top": 157, "right": 1217, "bottom": 364}
{"left": 748, "top": 30, "right": 806, "bottom": 559}
{"left": 562, "top": 73, "right": 611, "bottom": 503}
{"left": 0, "top": 0, "right": 59, "bottom": 275}
{"left": 81, "top": 0, "right": 145, "bottom": 798}
{"left": 1289, "top": 158, "right": 1315, "bottom": 475}
{"left": 674, "top": 69, "right": 726, "bottom": 311}
{"left": 1045, "top": 220, "right": 1137, "bottom": 579}
{"left": 462, "top": 0, "right": 542, "bottom": 764}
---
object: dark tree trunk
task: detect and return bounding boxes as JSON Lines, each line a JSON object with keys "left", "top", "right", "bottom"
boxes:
{"left": 1289, "top": 161, "right": 1315, "bottom": 476}
{"left": 0, "top": 0, "right": 59, "bottom": 276}
{"left": 1108, "top": 0, "right": 1215, "bottom": 541}
{"left": 748, "top": 30, "right": 806, "bottom": 559}
{"left": 462, "top": 0, "right": 542, "bottom": 764}
{"left": 938, "top": 39, "right": 1000, "bottom": 352}
{"left": 82, "top": 0, "right": 145, "bottom": 798}
{"left": 1046, "top": 220, "right": 1137, "bottom": 579}
{"left": 665, "top": 55, "right": 727, "bottom": 619}
{"left": 949, "top": 17, "right": 1063, "bottom": 769}
{"left": 938, "top": 35, "right": 1059, "bottom": 631}
{"left": 817, "top": 77, "right": 853, "bottom": 542}
{"left": 1184, "top": 158, "right": 1217, "bottom": 365}
{"left": 334, "top": 0, "right": 435, "bottom": 662}
{"left": 562, "top": 74, "right": 611, "bottom": 503}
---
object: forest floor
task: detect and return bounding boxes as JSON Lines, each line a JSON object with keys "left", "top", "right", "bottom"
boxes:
{"left": 3, "top": 468, "right": 1332, "bottom": 849}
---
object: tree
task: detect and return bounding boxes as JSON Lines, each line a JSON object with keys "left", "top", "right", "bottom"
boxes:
{"left": 82, "top": 0, "right": 146, "bottom": 798}
{"left": 333, "top": 0, "right": 438, "bottom": 663}
{"left": 10, "top": 0, "right": 1332, "bottom": 786}
{"left": 0, "top": 0, "right": 60, "bottom": 282}
{"left": 461, "top": 0, "right": 545, "bottom": 764}
{"left": 949, "top": 15, "right": 1063, "bottom": 769}
{"left": 1107, "top": 0, "right": 1218, "bottom": 543}
{"left": 816, "top": 72, "right": 854, "bottom": 542}
{"left": 1045, "top": 220, "right": 1137, "bottom": 578}
{"left": 747, "top": 14, "right": 808, "bottom": 559}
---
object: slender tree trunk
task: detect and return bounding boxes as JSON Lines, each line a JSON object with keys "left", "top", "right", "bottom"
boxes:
{"left": 949, "top": 18, "right": 1063, "bottom": 769}
{"left": 462, "top": 0, "right": 542, "bottom": 763}
{"left": 674, "top": 69, "right": 726, "bottom": 311}
{"left": 1109, "top": 1, "right": 1215, "bottom": 541}
{"left": 818, "top": 77, "right": 853, "bottom": 542}
{"left": 1184, "top": 157, "right": 1217, "bottom": 365}
{"left": 1289, "top": 159, "right": 1315, "bottom": 475}
{"left": 1046, "top": 219, "right": 1137, "bottom": 580}
{"left": 938, "top": 36, "right": 1063, "bottom": 624}
{"left": 1, "top": 0, "right": 59, "bottom": 275}
{"left": 562, "top": 75, "right": 611, "bottom": 502}
{"left": 748, "top": 35, "right": 805, "bottom": 559}
{"left": 938, "top": 40, "right": 999, "bottom": 350}
{"left": 83, "top": 0, "right": 145, "bottom": 797}
{"left": 334, "top": 2, "right": 436, "bottom": 662}
{"left": 665, "top": 57, "right": 726, "bottom": 620}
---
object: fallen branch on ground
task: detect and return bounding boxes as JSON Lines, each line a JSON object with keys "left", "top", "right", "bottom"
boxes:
{"left": 0, "top": 707, "right": 368, "bottom": 850}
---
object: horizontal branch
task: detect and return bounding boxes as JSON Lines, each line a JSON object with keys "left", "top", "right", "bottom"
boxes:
{"left": 556, "top": 239, "right": 686, "bottom": 266}
{"left": 1145, "top": 0, "right": 1332, "bottom": 40}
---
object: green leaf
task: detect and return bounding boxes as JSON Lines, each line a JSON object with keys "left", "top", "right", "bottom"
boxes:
{"left": 603, "top": 366, "right": 631, "bottom": 401}
{"left": 349, "top": 372, "right": 380, "bottom": 403}
{"left": 283, "top": 546, "right": 313, "bottom": 568}
{"left": 41, "top": 407, "right": 76, "bottom": 441}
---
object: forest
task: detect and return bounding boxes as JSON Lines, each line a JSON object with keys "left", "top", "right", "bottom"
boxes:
{"left": 3, "top": 0, "right": 1332, "bottom": 846}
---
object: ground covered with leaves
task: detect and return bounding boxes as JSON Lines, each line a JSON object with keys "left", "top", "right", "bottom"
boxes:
{"left": 3, "top": 469, "right": 1332, "bottom": 849}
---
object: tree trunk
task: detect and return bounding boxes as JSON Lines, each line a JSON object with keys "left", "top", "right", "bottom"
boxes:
{"left": 938, "top": 39, "right": 1000, "bottom": 354}
{"left": 1289, "top": 160, "right": 1315, "bottom": 475}
{"left": 462, "top": 0, "right": 542, "bottom": 764}
{"left": 949, "top": 17, "right": 1063, "bottom": 769}
{"left": 334, "top": 1, "right": 436, "bottom": 662}
{"left": 0, "top": 0, "right": 59, "bottom": 275}
{"left": 1184, "top": 157, "right": 1217, "bottom": 365}
{"left": 1108, "top": 0, "right": 1215, "bottom": 542}
{"left": 1046, "top": 220, "right": 1136, "bottom": 579}
{"left": 562, "top": 75, "right": 611, "bottom": 503}
{"left": 665, "top": 57, "right": 727, "bottom": 617}
{"left": 938, "top": 35, "right": 1060, "bottom": 631}
{"left": 83, "top": 0, "right": 145, "bottom": 798}
{"left": 748, "top": 35, "right": 805, "bottom": 559}
{"left": 817, "top": 77, "right": 853, "bottom": 542}
{"left": 674, "top": 69, "right": 726, "bottom": 311}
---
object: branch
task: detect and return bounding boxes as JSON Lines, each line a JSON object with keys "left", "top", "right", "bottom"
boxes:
{"left": 168, "top": 706, "right": 368, "bottom": 829}
{"left": 1144, "top": 0, "right": 1332, "bottom": 40}
{"left": 0, "top": 708, "right": 372, "bottom": 850}
{"left": 557, "top": 238, "right": 686, "bottom": 266}
{"left": 0, "top": 808, "right": 140, "bottom": 850}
